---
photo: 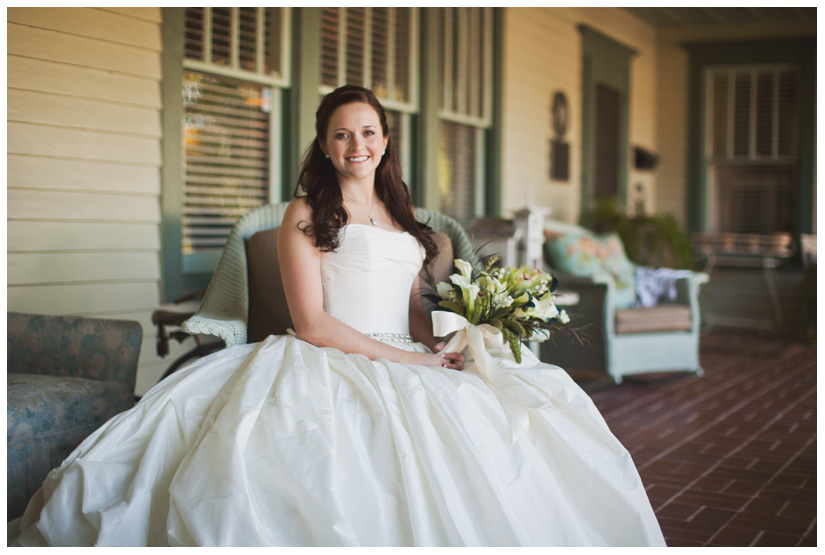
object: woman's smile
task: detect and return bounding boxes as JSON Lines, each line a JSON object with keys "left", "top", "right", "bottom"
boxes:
{"left": 323, "top": 101, "right": 388, "bottom": 186}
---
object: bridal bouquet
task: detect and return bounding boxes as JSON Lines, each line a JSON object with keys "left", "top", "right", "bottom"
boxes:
{"left": 433, "top": 257, "right": 570, "bottom": 363}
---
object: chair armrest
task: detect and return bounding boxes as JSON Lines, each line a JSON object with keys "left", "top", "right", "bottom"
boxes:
{"left": 694, "top": 271, "right": 710, "bottom": 285}
{"left": 181, "top": 313, "right": 244, "bottom": 347}
{"left": 7, "top": 312, "right": 142, "bottom": 387}
{"left": 671, "top": 271, "right": 710, "bottom": 305}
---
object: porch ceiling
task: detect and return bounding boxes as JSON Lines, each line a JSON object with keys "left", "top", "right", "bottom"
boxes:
{"left": 622, "top": 6, "right": 816, "bottom": 28}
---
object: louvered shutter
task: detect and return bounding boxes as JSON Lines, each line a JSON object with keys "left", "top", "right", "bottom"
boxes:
{"left": 439, "top": 122, "right": 479, "bottom": 227}
{"left": 437, "top": 7, "right": 492, "bottom": 227}
{"left": 319, "top": 7, "right": 415, "bottom": 108}
{"left": 320, "top": 8, "right": 340, "bottom": 88}
{"left": 706, "top": 66, "right": 799, "bottom": 234}
{"left": 182, "top": 71, "right": 270, "bottom": 255}
{"left": 184, "top": 7, "right": 287, "bottom": 79}
{"left": 441, "top": 7, "right": 489, "bottom": 121}
{"left": 318, "top": 7, "right": 417, "bottom": 181}
{"left": 180, "top": 8, "right": 288, "bottom": 258}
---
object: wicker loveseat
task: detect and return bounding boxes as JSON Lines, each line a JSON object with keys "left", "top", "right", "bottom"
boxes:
{"left": 7, "top": 312, "right": 142, "bottom": 520}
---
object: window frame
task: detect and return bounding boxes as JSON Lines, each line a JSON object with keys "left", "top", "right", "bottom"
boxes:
{"left": 685, "top": 37, "right": 815, "bottom": 240}
{"left": 160, "top": 7, "right": 291, "bottom": 301}
{"left": 702, "top": 63, "right": 800, "bottom": 234}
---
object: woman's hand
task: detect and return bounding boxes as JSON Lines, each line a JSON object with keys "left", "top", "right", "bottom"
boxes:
{"left": 415, "top": 341, "right": 464, "bottom": 370}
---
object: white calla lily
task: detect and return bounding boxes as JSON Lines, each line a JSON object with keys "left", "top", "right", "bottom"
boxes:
{"left": 436, "top": 281, "right": 456, "bottom": 301}
{"left": 454, "top": 258, "right": 474, "bottom": 279}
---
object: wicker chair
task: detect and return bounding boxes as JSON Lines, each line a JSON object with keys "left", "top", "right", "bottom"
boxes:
{"left": 541, "top": 219, "right": 708, "bottom": 384}
{"left": 182, "top": 202, "right": 475, "bottom": 347}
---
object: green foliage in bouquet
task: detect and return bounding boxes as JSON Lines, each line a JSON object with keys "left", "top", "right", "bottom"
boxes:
{"left": 433, "top": 257, "right": 570, "bottom": 363}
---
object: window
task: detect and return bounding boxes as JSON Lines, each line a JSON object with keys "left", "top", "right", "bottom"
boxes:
{"left": 705, "top": 65, "right": 799, "bottom": 234}
{"left": 180, "top": 7, "right": 289, "bottom": 272}
{"left": 437, "top": 7, "right": 493, "bottom": 226}
{"left": 162, "top": 7, "right": 499, "bottom": 301}
{"left": 319, "top": 7, "right": 417, "bottom": 178}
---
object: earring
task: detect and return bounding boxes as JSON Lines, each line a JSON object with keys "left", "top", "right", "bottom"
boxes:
{"left": 325, "top": 153, "right": 330, "bottom": 159}
{"left": 382, "top": 150, "right": 386, "bottom": 156}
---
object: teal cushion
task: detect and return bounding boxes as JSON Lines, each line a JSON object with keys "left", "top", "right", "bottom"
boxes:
{"left": 545, "top": 233, "right": 636, "bottom": 309}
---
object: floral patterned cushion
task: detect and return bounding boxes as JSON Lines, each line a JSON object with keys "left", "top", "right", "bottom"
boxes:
{"left": 7, "top": 313, "right": 142, "bottom": 384}
{"left": 545, "top": 233, "right": 637, "bottom": 309}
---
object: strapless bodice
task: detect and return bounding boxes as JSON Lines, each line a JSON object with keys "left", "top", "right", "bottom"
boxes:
{"left": 321, "top": 224, "right": 425, "bottom": 336}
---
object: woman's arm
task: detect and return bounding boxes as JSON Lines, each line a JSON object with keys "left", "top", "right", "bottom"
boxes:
{"left": 409, "top": 276, "right": 463, "bottom": 369}
{"left": 277, "top": 200, "right": 463, "bottom": 369}
{"left": 409, "top": 275, "right": 439, "bottom": 351}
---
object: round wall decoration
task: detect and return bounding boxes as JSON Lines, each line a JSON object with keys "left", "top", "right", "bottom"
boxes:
{"left": 551, "top": 91, "right": 568, "bottom": 137}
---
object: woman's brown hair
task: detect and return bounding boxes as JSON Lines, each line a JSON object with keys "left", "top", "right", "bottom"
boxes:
{"left": 293, "top": 85, "right": 438, "bottom": 262}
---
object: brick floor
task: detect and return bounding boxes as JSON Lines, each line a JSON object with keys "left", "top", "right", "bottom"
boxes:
{"left": 583, "top": 330, "right": 817, "bottom": 547}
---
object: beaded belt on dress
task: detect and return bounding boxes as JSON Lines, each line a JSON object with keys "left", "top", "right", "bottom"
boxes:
{"left": 366, "top": 332, "right": 413, "bottom": 344}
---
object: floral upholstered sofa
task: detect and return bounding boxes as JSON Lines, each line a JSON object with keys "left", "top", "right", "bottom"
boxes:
{"left": 6, "top": 312, "right": 142, "bottom": 520}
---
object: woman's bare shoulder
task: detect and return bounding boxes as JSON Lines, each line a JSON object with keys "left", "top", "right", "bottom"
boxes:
{"left": 280, "top": 197, "right": 312, "bottom": 232}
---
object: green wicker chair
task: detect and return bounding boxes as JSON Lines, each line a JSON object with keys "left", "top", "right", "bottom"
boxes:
{"left": 182, "top": 201, "right": 474, "bottom": 347}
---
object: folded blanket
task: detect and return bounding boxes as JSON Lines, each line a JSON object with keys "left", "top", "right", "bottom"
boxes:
{"left": 634, "top": 266, "right": 695, "bottom": 308}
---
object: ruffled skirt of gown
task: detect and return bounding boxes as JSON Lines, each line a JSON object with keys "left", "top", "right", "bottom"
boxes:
{"left": 9, "top": 334, "right": 665, "bottom": 547}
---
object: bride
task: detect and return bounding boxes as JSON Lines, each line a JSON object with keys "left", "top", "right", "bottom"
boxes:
{"left": 9, "top": 85, "right": 665, "bottom": 547}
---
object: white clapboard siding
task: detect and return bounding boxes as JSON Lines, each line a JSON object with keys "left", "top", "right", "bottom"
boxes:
{"left": 8, "top": 90, "right": 162, "bottom": 137}
{"left": 501, "top": 8, "right": 582, "bottom": 219}
{"left": 8, "top": 123, "right": 161, "bottom": 165}
{"left": 654, "top": 43, "right": 690, "bottom": 225}
{"left": 8, "top": 56, "right": 161, "bottom": 107}
{"left": 500, "top": 7, "right": 658, "bottom": 220}
{"left": 7, "top": 23, "right": 160, "bottom": 79}
{"left": 103, "top": 7, "right": 162, "bottom": 22}
{"left": 7, "top": 283, "right": 161, "bottom": 315}
{"left": 8, "top": 155, "right": 160, "bottom": 195}
{"left": 8, "top": 252, "right": 161, "bottom": 285}
{"left": 8, "top": 221, "right": 160, "bottom": 251}
{"left": 7, "top": 7, "right": 164, "bottom": 395}
{"left": 7, "top": 7, "right": 161, "bottom": 49}
{"left": 8, "top": 190, "right": 160, "bottom": 222}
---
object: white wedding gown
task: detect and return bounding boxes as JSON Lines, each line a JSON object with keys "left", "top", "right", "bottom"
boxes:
{"left": 10, "top": 224, "right": 665, "bottom": 547}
